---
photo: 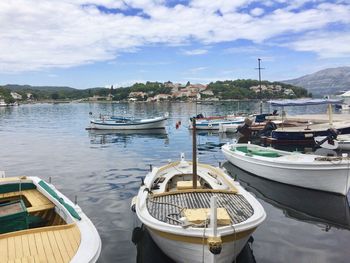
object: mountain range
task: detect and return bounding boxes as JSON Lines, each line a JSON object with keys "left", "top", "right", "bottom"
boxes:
{"left": 282, "top": 67, "right": 350, "bottom": 96}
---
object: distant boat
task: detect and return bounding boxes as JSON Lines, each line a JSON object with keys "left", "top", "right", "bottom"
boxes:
{"left": 189, "top": 114, "right": 245, "bottom": 130}
{"left": 0, "top": 174, "right": 101, "bottom": 262}
{"left": 222, "top": 142, "right": 350, "bottom": 195}
{"left": 90, "top": 115, "right": 167, "bottom": 130}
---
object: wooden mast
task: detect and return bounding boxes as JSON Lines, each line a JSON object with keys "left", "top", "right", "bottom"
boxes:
{"left": 192, "top": 118, "right": 197, "bottom": 189}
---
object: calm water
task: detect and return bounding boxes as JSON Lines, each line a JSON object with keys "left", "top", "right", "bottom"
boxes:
{"left": 1, "top": 102, "right": 350, "bottom": 263}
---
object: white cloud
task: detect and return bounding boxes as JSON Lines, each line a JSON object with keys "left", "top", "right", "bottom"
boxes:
{"left": 287, "top": 32, "right": 350, "bottom": 58}
{"left": 250, "top": 7, "right": 264, "bottom": 16}
{"left": 183, "top": 49, "right": 208, "bottom": 56}
{"left": 0, "top": 1, "right": 350, "bottom": 72}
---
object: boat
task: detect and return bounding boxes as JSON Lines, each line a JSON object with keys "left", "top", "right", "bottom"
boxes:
{"left": 189, "top": 114, "right": 246, "bottom": 130}
{"left": 221, "top": 142, "right": 350, "bottom": 195}
{"left": 223, "top": 162, "right": 350, "bottom": 230}
{"left": 0, "top": 173, "right": 101, "bottom": 262}
{"left": 315, "top": 134, "right": 350, "bottom": 150}
{"left": 132, "top": 224, "right": 257, "bottom": 263}
{"left": 264, "top": 99, "right": 350, "bottom": 145}
{"left": 132, "top": 119, "right": 266, "bottom": 263}
{"left": 89, "top": 115, "right": 167, "bottom": 130}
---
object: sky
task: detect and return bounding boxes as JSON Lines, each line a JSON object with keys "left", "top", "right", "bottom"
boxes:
{"left": 0, "top": 0, "right": 350, "bottom": 89}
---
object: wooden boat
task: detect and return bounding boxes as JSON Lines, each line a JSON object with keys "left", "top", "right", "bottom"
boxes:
{"left": 189, "top": 115, "right": 245, "bottom": 130}
{"left": 223, "top": 162, "right": 350, "bottom": 230}
{"left": 222, "top": 142, "right": 350, "bottom": 195}
{"left": 0, "top": 174, "right": 101, "bottom": 262}
{"left": 90, "top": 115, "right": 167, "bottom": 130}
{"left": 132, "top": 155, "right": 266, "bottom": 263}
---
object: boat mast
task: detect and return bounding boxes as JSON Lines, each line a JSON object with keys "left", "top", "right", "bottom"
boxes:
{"left": 192, "top": 118, "right": 197, "bottom": 189}
{"left": 257, "top": 58, "right": 264, "bottom": 114}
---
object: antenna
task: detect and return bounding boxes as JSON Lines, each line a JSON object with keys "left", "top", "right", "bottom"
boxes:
{"left": 255, "top": 58, "right": 265, "bottom": 114}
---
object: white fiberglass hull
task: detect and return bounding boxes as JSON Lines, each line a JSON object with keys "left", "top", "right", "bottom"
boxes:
{"left": 90, "top": 117, "right": 167, "bottom": 130}
{"left": 222, "top": 144, "right": 350, "bottom": 195}
{"left": 148, "top": 228, "right": 250, "bottom": 263}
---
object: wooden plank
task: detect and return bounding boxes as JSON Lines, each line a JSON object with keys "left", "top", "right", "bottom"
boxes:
{"left": 27, "top": 234, "right": 38, "bottom": 258}
{"left": 0, "top": 238, "right": 8, "bottom": 262}
{"left": 40, "top": 232, "right": 55, "bottom": 263}
{"left": 53, "top": 231, "right": 70, "bottom": 262}
{"left": 65, "top": 228, "right": 78, "bottom": 254}
{"left": 47, "top": 231, "right": 64, "bottom": 263}
{"left": 21, "top": 235, "right": 31, "bottom": 257}
{"left": 33, "top": 233, "right": 47, "bottom": 263}
{"left": 56, "top": 230, "right": 75, "bottom": 258}
{"left": 8, "top": 237, "right": 16, "bottom": 260}
{"left": 14, "top": 235, "right": 23, "bottom": 259}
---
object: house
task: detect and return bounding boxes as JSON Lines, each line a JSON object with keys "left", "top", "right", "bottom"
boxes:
{"left": 154, "top": 94, "right": 171, "bottom": 101}
{"left": 11, "top": 92, "right": 22, "bottom": 100}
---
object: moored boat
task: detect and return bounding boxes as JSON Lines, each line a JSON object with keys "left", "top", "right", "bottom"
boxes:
{"left": 222, "top": 142, "right": 350, "bottom": 195}
{"left": 90, "top": 115, "right": 167, "bottom": 130}
{"left": 189, "top": 115, "right": 245, "bottom": 130}
{"left": 132, "top": 154, "right": 266, "bottom": 263}
{"left": 0, "top": 174, "right": 101, "bottom": 262}
{"left": 315, "top": 134, "right": 350, "bottom": 150}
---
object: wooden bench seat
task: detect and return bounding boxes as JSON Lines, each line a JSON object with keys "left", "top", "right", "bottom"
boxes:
{"left": 0, "top": 189, "right": 55, "bottom": 213}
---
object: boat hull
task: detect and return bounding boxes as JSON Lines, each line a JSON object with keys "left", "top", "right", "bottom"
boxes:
{"left": 90, "top": 117, "right": 167, "bottom": 130}
{"left": 222, "top": 145, "right": 350, "bottom": 195}
{"left": 148, "top": 228, "right": 251, "bottom": 263}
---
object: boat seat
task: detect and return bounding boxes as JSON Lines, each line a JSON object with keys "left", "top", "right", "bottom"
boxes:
{"left": 177, "top": 181, "right": 202, "bottom": 190}
{"left": 0, "top": 189, "right": 55, "bottom": 213}
{"left": 183, "top": 208, "right": 231, "bottom": 225}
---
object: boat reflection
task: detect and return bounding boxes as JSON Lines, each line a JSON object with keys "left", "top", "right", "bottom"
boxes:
{"left": 88, "top": 129, "right": 169, "bottom": 145}
{"left": 132, "top": 225, "right": 257, "bottom": 263}
{"left": 223, "top": 162, "right": 350, "bottom": 231}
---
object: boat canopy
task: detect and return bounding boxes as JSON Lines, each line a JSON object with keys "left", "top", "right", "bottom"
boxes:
{"left": 268, "top": 98, "right": 343, "bottom": 106}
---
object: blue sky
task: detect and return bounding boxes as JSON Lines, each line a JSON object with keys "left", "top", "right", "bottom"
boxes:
{"left": 0, "top": 0, "right": 349, "bottom": 89}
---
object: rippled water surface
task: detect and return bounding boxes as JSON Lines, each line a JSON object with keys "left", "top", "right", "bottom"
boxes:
{"left": 1, "top": 102, "right": 350, "bottom": 263}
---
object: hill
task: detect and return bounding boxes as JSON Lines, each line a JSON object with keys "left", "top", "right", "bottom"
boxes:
{"left": 283, "top": 67, "right": 350, "bottom": 96}
{"left": 3, "top": 84, "right": 76, "bottom": 92}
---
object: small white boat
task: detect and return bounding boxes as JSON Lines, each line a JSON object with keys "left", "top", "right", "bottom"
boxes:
{"left": 90, "top": 115, "right": 167, "bottom": 130}
{"left": 315, "top": 134, "right": 350, "bottom": 150}
{"left": 132, "top": 154, "right": 266, "bottom": 263}
{"left": 0, "top": 174, "right": 101, "bottom": 262}
{"left": 222, "top": 143, "right": 350, "bottom": 195}
{"left": 189, "top": 116, "right": 245, "bottom": 130}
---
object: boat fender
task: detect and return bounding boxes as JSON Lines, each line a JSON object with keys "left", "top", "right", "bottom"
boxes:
{"left": 208, "top": 236, "right": 222, "bottom": 255}
{"left": 132, "top": 226, "right": 143, "bottom": 245}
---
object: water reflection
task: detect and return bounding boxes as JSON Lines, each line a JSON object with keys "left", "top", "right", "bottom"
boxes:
{"left": 223, "top": 162, "right": 350, "bottom": 231}
{"left": 88, "top": 129, "right": 169, "bottom": 145}
{"left": 132, "top": 225, "right": 257, "bottom": 263}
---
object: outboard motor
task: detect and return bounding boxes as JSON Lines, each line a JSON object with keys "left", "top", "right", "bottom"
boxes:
{"left": 259, "top": 121, "right": 278, "bottom": 137}
{"left": 316, "top": 128, "right": 340, "bottom": 146}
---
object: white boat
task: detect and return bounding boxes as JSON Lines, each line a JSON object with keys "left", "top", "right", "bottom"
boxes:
{"left": 132, "top": 154, "right": 266, "bottom": 263}
{"left": 222, "top": 143, "right": 350, "bottom": 195}
{"left": 189, "top": 116, "right": 245, "bottom": 130}
{"left": 218, "top": 123, "right": 240, "bottom": 133}
{"left": 0, "top": 173, "right": 101, "bottom": 262}
{"left": 90, "top": 115, "right": 167, "bottom": 130}
{"left": 315, "top": 134, "right": 350, "bottom": 150}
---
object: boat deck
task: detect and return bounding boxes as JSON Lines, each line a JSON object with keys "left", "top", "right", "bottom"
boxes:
{"left": 0, "top": 223, "right": 81, "bottom": 263}
{"left": 147, "top": 191, "right": 254, "bottom": 226}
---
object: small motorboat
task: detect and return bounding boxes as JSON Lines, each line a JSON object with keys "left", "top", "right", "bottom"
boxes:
{"left": 0, "top": 173, "right": 101, "bottom": 262}
{"left": 222, "top": 142, "right": 350, "bottom": 195}
{"left": 90, "top": 115, "right": 167, "bottom": 130}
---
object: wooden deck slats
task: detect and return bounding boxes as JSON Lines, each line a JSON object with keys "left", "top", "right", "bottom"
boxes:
{"left": 147, "top": 192, "right": 254, "bottom": 226}
{"left": 0, "top": 224, "right": 80, "bottom": 263}
{"left": 0, "top": 189, "right": 55, "bottom": 213}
